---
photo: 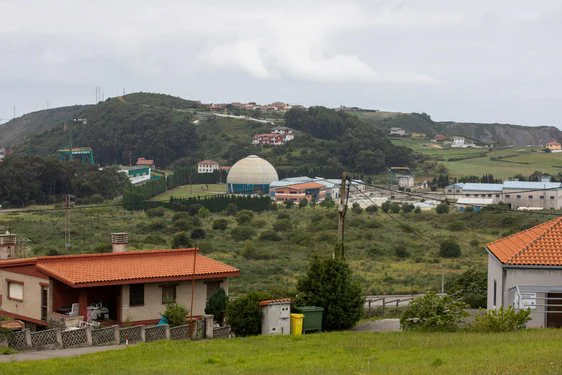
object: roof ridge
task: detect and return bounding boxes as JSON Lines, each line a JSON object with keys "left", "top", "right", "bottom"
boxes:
{"left": 507, "top": 218, "right": 562, "bottom": 263}
{"left": 36, "top": 248, "right": 199, "bottom": 262}
{"left": 486, "top": 217, "right": 560, "bottom": 248}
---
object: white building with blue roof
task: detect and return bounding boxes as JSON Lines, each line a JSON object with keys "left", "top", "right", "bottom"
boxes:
{"left": 445, "top": 181, "right": 562, "bottom": 210}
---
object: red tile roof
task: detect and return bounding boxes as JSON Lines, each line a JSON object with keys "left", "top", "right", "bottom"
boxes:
{"left": 0, "top": 249, "right": 239, "bottom": 287}
{"left": 136, "top": 157, "right": 154, "bottom": 166}
{"left": 259, "top": 298, "right": 291, "bottom": 306}
{"left": 487, "top": 217, "right": 562, "bottom": 266}
{"left": 286, "top": 182, "right": 325, "bottom": 190}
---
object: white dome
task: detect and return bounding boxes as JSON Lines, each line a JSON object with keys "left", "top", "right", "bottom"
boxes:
{"left": 227, "top": 155, "right": 278, "bottom": 185}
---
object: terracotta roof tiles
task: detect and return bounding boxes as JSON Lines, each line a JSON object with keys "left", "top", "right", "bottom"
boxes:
{"left": 0, "top": 249, "right": 239, "bottom": 287}
{"left": 259, "top": 298, "right": 291, "bottom": 306}
{"left": 487, "top": 217, "right": 562, "bottom": 266}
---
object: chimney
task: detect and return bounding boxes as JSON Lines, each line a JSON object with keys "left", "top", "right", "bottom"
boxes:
{"left": 111, "top": 233, "right": 128, "bottom": 253}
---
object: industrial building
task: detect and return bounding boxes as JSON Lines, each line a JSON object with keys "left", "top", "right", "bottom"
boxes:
{"left": 226, "top": 155, "right": 278, "bottom": 195}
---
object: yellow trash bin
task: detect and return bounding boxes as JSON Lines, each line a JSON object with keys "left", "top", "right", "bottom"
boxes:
{"left": 290, "top": 313, "right": 304, "bottom": 336}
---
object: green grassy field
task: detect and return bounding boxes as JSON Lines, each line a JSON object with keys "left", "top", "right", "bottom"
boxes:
{"left": 391, "top": 138, "right": 562, "bottom": 178}
{"left": 2, "top": 330, "right": 562, "bottom": 374}
{"left": 0, "top": 203, "right": 553, "bottom": 296}
{"left": 151, "top": 184, "right": 226, "bottom": 201}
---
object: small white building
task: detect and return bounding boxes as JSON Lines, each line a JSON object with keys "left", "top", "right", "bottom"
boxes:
{"left": 198, "top": 160, "right": 220, "bottom": 174}
{"left": 389, "top": 127, "right": 407, "bottom": 136}
{"left": 451, "top": 136, "right": 466, "bottom": 148}
{"left": 260, "top": 299, "right": 291, "bottom": 335}
{"left": 487, "top": 217, "right": 562, "bottom": 328}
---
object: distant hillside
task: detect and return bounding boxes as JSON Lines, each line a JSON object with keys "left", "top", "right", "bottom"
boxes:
{"left": 0, "top": 105, "right": 89, "bottom": 146}
{"left": 352, "top": 110, "right": 562, "bottom": 146}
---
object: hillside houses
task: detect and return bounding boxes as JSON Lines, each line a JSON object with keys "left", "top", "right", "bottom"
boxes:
{"left": 252, "top": 127, "right": 294, "bottom": 146}
{"left": 198, "top": 160, "right": 220, "bottom": 173}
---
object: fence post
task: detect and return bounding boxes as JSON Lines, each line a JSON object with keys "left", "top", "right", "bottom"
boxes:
{"left": 382, "top": 297, "right": 385, "bottom": 314}
{"left": 113, "top": 325, "right": 120, "bottom": 345}
{"left": 204, "top": 314, "right": 214, "bottom": 339}
{"left": 24, "top": 328, "right": 32, "bottom": 348}
{"left": 55, "top": 329, "right": 63, "bottom": 348}
{"left": 164, "top": 324, "right": 170, "bottom": 340}
{"left": 85, "top": 326, "right": 93, "bottom": 346}
{"left": 368, "top": 300, "right": 372, "bottom": 317}
{"left": 140, "top": 326, "right": 146, "bottom": 342}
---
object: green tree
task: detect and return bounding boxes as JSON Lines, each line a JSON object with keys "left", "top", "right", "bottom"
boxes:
{"left": 226, "top": 292, "right": 264, "bottom": 337}
{"left": 299, "top": 198, "right": 309, "bottom": 209}
{"left": 440, "top": 239, "right": 461, "bottom": 258}
{"left": 445, "top": 268, "right": 487, "bottom": 308}
{"left": 284, "top": 199, "right": 295, "bottom": 209}
{"left": 365, "top": 205, "right": 378, "bottom": 214}
{"left": 435, "top": 203, "right": 450, "bottom": 214}
{"left": 171, "top": 232, "right": 191, "bottom": 248}
{"left": 205, "top": 288, "right": 228, "bottom": 326}
{"left": 163, "top": 301, "right": 189, "bottom": 327}
{"left": 351, "top": 202, "right": 363, "bottom": 214}
{"left": 320, "top": 196, "right": 335, "bottom": 208}
{"left": 296, "top": 256, "right": 363, "bottom": 331}
{"left": 212, "top": 219, "right": 229, "bottom": 230}
{"left": 400, "top": 292, "right": 468, "bottom": 331}
{"left": 236, "top": 210, "right": 254, "bottom": 225}
{"left": 381, "top": 201, "right": 391, "bottom": 213}
{"left": 389, "top": 203, "right": 400, "bottom": 213}
{"left": 231, "top": 226, "right": 257, "bottom": 241}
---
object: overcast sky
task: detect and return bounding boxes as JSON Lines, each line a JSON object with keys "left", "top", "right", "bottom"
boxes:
{"left": 1, "top": 0, "right": 562, "bottom": 127}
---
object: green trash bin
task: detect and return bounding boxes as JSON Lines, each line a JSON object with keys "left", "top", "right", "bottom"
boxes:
{"left": 301, "top": 306, "right": 324, "bottom": 333}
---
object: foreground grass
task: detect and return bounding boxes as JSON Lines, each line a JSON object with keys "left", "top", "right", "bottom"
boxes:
{"left": 2, "top": 330, "right": 562, "bottom": 374}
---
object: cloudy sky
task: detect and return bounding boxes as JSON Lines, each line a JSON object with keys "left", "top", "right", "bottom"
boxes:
{"left": 1, "top": 0, "right": 562, "bottom": 126}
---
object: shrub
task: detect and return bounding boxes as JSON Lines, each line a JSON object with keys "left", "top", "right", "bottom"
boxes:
{"left": 464, "top": 206, "right": 474, "bottom": 213}
{"left": 447, "top": 222, "right": 465, "bottom": 231}
{"left": 190, "top": 228, "right": 206, "bottom": 239}
{"left": 258, "top": 230, "right": 282, "bottom": 241}
{"left": 236, "top": 210, "right": 254, "bottom": 225}
{"left": 320, "top": 196, "right": 335, "bottom": 208}
{"left": 400, "top": 292, "right": 468, "bottom": 331}
{"left": 435, "top": 203, "right": 450, "bottom": 214}
{"left": 470, "top": 306, "right": 531, "bottom": 332}
{"left": 296, "top": 256, "right": 364, "bottom": 331}
{"left": 212, "top": 219, "right": 229, "bottom": 230}
{"left": 351, "top": 202, "right": 363, "bottom": 214}
{"left": 254, "top": 219, "right": 267, "bottom": 228}
{"left": 187, "top": 203, "right": 203, "bottom": 216}
{"left": 93, "top": 244, "right": 112, "bottom": 253}
{"left": 205, "top": 288, "right": 228, "bottom": 326}
{"left": 163, "top": 301, "right": 189, "bottom": 327}
{"left": 389, "top": 203, "right": 400, "bottom": 214}
{"left": 171, "top": 232, "right": 192, "bottom": 248}
{"left": 284, "top": 199, "right": 295, "bottom": 209}
{"left": 231, "top": 226, "right": 257, "bottom": 241}
{"left": 197, "top": 207, "right": 210, "bottom": 218}
{"left": 171, "top": 219, "right": 191, "bottom": 232}
{"left": 394, "top": 245, "right": 410, "bottom": 258}
{"left": 381, "top": 201, "right": 391, "bottom": 213}
{"left": 225, "top": 203, "right": 238, "bottom": 216}
{"left": 440, "top": 239, "right": 461, "bottom": 258}
{"left": 148, "top": 219, "right": 167, "bottom": 231}
{"left": 445, "top": 268, "right": 487, "bottom": 308}
{"left": 414, "top": 206, "right": 422, "bottom": 214}
{"left": 365, "top": 205, "right": 378, "bottom": 214}
{"left": 273, "top": 219, "right": 292, "bottom": 232}
{"left": 276, "top": 212, "right": 291, "bottom": 220}
{"left": 172, "top": 212, "right": 190, "bottom": 222}
{"left": 299, "top": 198, "right": 309, "bottom": 209}
{"left": 401, "top": 203, "right": 415, "bottom": 213}
{"left": 146, "top": 207, "right": 166, "bottom": 218}
{"left": 226, "top": 292, "right": 264, "bottom": 336}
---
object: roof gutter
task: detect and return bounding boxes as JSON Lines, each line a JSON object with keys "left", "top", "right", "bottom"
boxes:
{"left": 485, "top": 247, "right": 562, "bottom": 269}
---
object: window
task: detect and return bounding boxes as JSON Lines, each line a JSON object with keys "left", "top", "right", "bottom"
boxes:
{"left": 7, "top": 281, "right": 23, "bottom": 301}
{"left": 129, "top": 284, "right": 144, "bottom": 306}
{"left": 488, "top": 194, "right": 492, "bottom": 198}
{"left": 540, "top": 196, "right": 544, "bottom": 200}
{"left": 496, "top": 194, "right": 500, "bottom": 197}
{"left": 516, "top": 195, "right": 521, "bottom": 199}
{"left": 551, "top": 196, "right": 555, "bottom": 200}
{"left": 493, "top": 279, "right": 497, "bottom": 307}
{"left": 161, "top": 285, "right": 176, "bottom": 304}
{"left": 528, "top": 195, "right": 533, "bottom": 199}
{"left": 447, "top": 189, "right": 452, "bottom": 193}
{"left": 505, "top": 195, "right": 511, "bottom": 198}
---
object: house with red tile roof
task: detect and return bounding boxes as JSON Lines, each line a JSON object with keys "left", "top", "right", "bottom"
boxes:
{"left": 136, "top": 157, "right": 155, "bottom": 168}
{"left": 198, "top": 160, "right": 220, "bottom": 173}
{"left": 270, "top": 182, "right": 326, "bottom": 203}
{"left": 0, "top": 248, "right": 239, "bottom": 329}
{"left": 486, "top": 216, "right": 562, "bottom": 328}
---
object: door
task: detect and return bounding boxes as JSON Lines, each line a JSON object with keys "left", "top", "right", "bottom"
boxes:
{"left": 546, "top": 293, "right": 562, "bottom": 328}
{"left": 41, "top": 287, "right": 48, "bottom": 321}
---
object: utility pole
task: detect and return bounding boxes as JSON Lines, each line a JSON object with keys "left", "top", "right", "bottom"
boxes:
{"left": 335, "top": 172, "right": 348, "bottom": 259}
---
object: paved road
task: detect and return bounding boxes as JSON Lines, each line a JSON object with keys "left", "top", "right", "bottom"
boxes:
{"left": 0, "top": 344, "right": 126, "bottom": 362}
{"left": 353, "top": 319, "right": 401, "bottom": 332}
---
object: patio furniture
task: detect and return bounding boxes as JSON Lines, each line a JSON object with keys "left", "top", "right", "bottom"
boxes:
{"left": 67, "top": 303, "right": 79, "bottom": 317}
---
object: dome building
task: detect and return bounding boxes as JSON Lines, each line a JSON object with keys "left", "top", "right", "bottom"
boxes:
{"left": 226, "top": 155, "right": 279, "bottom": 194}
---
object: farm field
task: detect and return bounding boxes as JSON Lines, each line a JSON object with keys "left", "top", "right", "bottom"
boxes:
{"left": 2, "top": 330, "right": 562, "bottom": 374}
{"left": 151, "top": 184, "right": 226, "bottom": 201}
{"left": 391, "top": 138, "right": 562, "bottom": 178}
{"left": 0, "top": 202, "right": 555, "bottom": 296}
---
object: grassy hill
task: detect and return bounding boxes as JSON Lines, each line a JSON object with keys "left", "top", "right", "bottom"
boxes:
{"left": 0, "top": 201, "right": 553, "bottom": 295}
{"left": 0, "top": 105, "right": 90, "bottom": 147}
{"left": 353, "top": 110, "right": 562, "bottom": 146}
{"left": 2, "top": 330, "right": 561, "bottom": 374}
